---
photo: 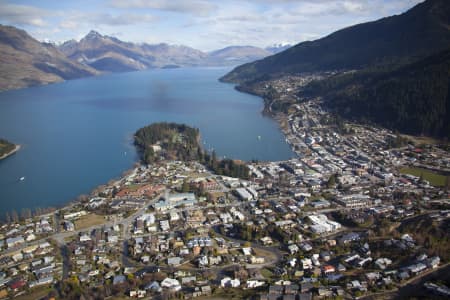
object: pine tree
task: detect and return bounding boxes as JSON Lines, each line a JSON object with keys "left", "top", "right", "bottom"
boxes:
{"left": 181, "top": 179, "right": 190, "bottom": 193}
{"left": 11, "top": 210, "right": 18, "bottom": 223}
{"left": 5, "top": 212, "right": 11, "bottom": 223}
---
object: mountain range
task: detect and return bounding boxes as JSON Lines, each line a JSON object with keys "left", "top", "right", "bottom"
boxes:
{"left": 0, "top": 25, "right": 98, "bottom": 91}
{"left": 222, "top": 0, "right": 450, "bottom": 84}
{"left": 0, "top": 26, "right": 290, "bottom": 91}
{"left": 58, "top": 30, "right": 287, "bottom": 72}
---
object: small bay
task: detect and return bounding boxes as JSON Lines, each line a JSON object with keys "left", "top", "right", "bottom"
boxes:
{"left": 0, "top": 67, "right": 294, "bottom": 214}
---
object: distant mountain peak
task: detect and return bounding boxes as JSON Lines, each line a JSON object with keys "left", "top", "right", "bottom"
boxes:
{"left": 85, "top": 30, "right": 103, "bottom": 40}
{"left": 265, "top": 43, "right": 292, "bottom": 54}
{"left": 0, "top": 24, "right": 98, "bottom": 91}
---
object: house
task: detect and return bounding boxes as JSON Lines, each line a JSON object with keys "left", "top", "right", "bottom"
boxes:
{"left": 320, "top": 251, "right": 331, "bottom": 262}
{"left": 250, "top": 256, "right": 265, "bottom": 264}
{"left": 161, "top": 278, "right": 181, "bottom": 291}
{"left": 64, "top": 221, "right": 75, "bottom": 231}
{"left": 365, "top": 272, "right": 381, "bottom": 282}
{"left": 167, "top": 257, "right": 182, "bottom": 266}
{"left": 335, "top": 194, "right": 372, "bottom": 208}
{"left": 288, "top": 244, "right": 299, "bottom": 254}
{"left": 28, "top": 276, "right": 53, "bottom": 288}
{"left": 12, "top": 252, "right": 23, "bottom": 262}
{"left": 322, "top": 265, "right": 335, "bottom": 274}
{"left": 300, "top": 282, "right": 313, "bottom": 293}
{"left": 26, "top": 233, "right": 36, "bottom": 242}
{"left": 235, "top": 188, "right": 253, "bottom": 201}
{"left": 9, "top": 279, "right": 26, "bottom": 291}
{"left": 426, "top": 256, "right": 440, "bottom": 269}
{"left": 170, "top": 212, "right": 180, "bottom": 222}
{"left": 268, "top": 285, "right": 284, "bottom": 294}
{"left": 300, "top": 242, "right": 312, "bottom": 252}
{"left": 242, "top": 247, "right": 252, "bottom": 256}
{"left": 310, "top": 199, "right": 330, "bottom": 209}
{"left": 79, "top": 234, "right": 91, "bottom": 242}
{"left": 136, "top": 290, "right": 146, "bottom": 298}
{"left": 197, "top": 256, "right": 209, "bottom": 267}
{"left": 181, "top": 276, "right": 196, "bottom": 285}
{"left": 408, "top": 262, "right": 427, "bottom": 274}
{"left": 221, "top": 277, "right": 240, "bottom": 288}
{"left": 285, "top": 284, "right": 299, "bottom": 294}
{"left": 145, "top": 281, "right": 162, "bottom": 292}
{"left": 338, "top": 232, "right": 360, "bottom": 245}
{"left": 209, "top": 256, "right": 222, "bottom": 265}
{"left": 337, "top": 263, "right": 347, "bottom": 272}
{"left": 375, "top": 258, "right": 392, "bottom": 270}
{"left": 6, "top": 236, "right": 25, "bottom": 248}
{"left": 64, "top": 210, "right": 87, "bottom": 220}
{"left": 301, "top": 258, "right": 313, "bottom": 270}
{"left": 308, "top": 214, "right": 341, "bottom": 233}
{"left": 247, "top": 280, "right": 265, "bottom": 288}
{"left": 201, "top": 285, "right": 212, "bottom": 295}
{"left": 261, "top": 237, "right": 273, "bottom": 246}
{"left": 154, "top": 193, "right": 197, "bottom": 211}
{"left": 317, "top": 287, "right": 333, "bottom": 298}
{"left": 113, "top": 275, "right": 126, "bottom": 285}
{"left": 356, "top": 257, "right": 372, "bottom": 268}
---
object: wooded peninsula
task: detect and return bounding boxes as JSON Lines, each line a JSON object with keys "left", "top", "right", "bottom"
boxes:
{"left": 134, "top": 122, "right": 249, "bottom": 179}
{"left": 0, "top": 138, "right": 19, "bottom": 160}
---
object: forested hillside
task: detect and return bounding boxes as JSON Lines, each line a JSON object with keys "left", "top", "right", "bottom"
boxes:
{"left": 134, "top": 123, "right": 249, "bottom": 179}
{"left": 134, "top": 123, "right": 200, "bottom": 163}
{"left": 305, "top": 49, "right": 450, "bottom": 138}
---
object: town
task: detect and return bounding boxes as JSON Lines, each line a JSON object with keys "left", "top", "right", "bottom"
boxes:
{"left": 0, "top": 76, "right": 449, "bottom": 300}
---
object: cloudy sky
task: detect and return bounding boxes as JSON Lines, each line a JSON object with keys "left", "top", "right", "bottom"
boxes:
{"left": 0, "top": 0, "right": 423, "bottom": 51}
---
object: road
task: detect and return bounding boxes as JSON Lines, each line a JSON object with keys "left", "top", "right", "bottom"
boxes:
{"left": 358, "top": 263, "right": 450, "bottom": 300}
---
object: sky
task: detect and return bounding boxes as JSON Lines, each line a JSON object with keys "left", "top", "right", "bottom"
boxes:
{"left": 0, "top": 0, "right": 423, "bottom": 51}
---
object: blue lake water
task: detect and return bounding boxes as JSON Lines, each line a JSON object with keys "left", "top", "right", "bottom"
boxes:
{"left": 0, "top": 67, "right": 294, "bottom": 215}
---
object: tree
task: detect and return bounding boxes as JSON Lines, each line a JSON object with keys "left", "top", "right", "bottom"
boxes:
{"left": 327, "top": 174, "right": 337, "bottom": 188}
{"left": 4, "top": 212, "right": 10, "bottom": 223}
{"left": 11, "top": 210, "right": 18, "bottom": 223}
{"left": 419, "top": 172, "right": 424, "bottom": 184}
{"left": 181, "top": 179, "right": 190, "bottom": 193}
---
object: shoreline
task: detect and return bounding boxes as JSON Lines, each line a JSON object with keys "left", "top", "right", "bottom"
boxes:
{"left": 0, "top": 144, "right": 21, "bottom": 160}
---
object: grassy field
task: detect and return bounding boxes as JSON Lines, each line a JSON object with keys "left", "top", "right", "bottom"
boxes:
{"left": 260, "top": 268, "right": 274, "bottom": 279}
{"left": 252, "top": 247, "right": 277, "bottom": 262}
{"left": 402, "top": 134, "right": 441, "bottom": 146}
{"left": 74, "top": 214, "right": 106, "bottom": 230}
{"left": 13, "top": 287, "right": 54, "bottom": 300}
{"left": 198, "top": 288, "right": 258, "bottom": 300}
{"left": 400, "top": 167, "right": 448, "bottom": 187}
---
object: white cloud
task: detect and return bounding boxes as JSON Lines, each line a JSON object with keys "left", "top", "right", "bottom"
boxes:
{"left": 110, "top": 0, "right": 217, "bottom": 16}
{"left": 58, "top": 11, "right": 158, "bottom": 32}
{"left": 0, "top": 3, "right": 50, "bottom": 27}
{"left": 87, "top": 13, "right": 159, "bottom": 26}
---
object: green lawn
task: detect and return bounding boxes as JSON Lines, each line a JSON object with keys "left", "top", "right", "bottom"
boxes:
{"left": 260, "top": 268, "right": 274, "bottom": 279}
{"left": 400, "top": 167, "right": 448, "bottom": 187}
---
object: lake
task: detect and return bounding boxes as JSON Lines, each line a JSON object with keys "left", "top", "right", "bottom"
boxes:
{"left": 0, "top": 67, "right": 294, "bottom": 215}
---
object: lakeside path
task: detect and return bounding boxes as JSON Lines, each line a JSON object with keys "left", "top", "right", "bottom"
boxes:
{"left": 0, "top": 144, "right": 21, "bottom": 160}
